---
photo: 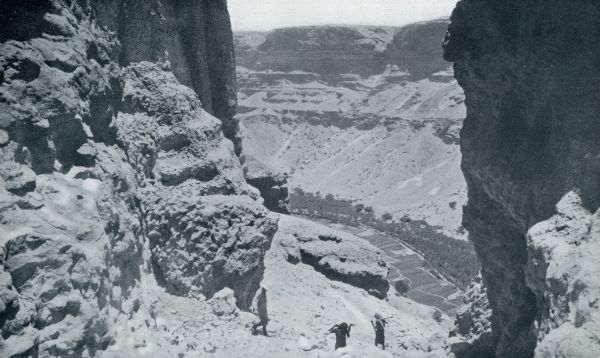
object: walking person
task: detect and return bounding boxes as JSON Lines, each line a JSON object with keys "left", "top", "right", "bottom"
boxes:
{"left": 328, "top": 322, "right": 353, "bottom": 350}
{"left": 251, "top": 285, "right": 269, "bottom": 336}
{"left": 371, "top": 313, "right": 388, "bottom": 350}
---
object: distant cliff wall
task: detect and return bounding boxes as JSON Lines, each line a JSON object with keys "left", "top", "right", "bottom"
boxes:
{"left": 444, "top": 1, "right": 600, "bottom": 357}
{"left": 236, "top": 20, "right": 450, "bottom": 81}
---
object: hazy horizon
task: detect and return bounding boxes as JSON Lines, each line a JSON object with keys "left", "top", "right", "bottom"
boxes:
{"left": 227, "top": 0, "right": 458, "bottom": 31}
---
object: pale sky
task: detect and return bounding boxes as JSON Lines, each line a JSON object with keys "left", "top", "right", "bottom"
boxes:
{"left": 227, "top": 0, "right": 458, "bottom": 31}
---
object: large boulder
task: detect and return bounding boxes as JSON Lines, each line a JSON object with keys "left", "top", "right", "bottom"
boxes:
{"left": 275, "top": 215, "right": 389, "bottom": 298}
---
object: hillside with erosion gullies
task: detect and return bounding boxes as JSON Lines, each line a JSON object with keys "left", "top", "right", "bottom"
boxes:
{"left": 236, "top": 20, "right": 469, "bottom": 242}
{"left": 444, "top": 1, "right": 600, "bottom": 357}
{"left": 0, "top": 1, "right": 452, "bottom": 357}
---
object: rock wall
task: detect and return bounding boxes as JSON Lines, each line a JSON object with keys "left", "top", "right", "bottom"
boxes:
{"left": 444, "top": 1, "right": 600, "bottom": 357}
{"left": 525, "top": 192, "right": 600, "bottom": 358}
{"left": 0, "top": 1, "right": 274, "bottom": 356}
{"left": 94, "top": 0, "right": 241, "bottom": 156}
{"left": 237, "top": 20, "right": 450, "bottom": 82}
{"left": 117, "top": 62, "right": 276, "bottom": 309}
{"left": 448, "top": 274, "right": 495, "bottom": 358}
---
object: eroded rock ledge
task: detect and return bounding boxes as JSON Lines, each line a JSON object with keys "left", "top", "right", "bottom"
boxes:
{"left": 243, "top": 156, "right": 290, "bottom": 214}
{"left": 444, "top": 1, "right": 600, "bottom": 357}
{"left": 275, "top": 215, "right": 389, "bottom": 299}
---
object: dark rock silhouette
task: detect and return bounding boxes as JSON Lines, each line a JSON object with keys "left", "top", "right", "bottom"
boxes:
{"left": 445, "top": 1, "right": 600, "bottom": 357}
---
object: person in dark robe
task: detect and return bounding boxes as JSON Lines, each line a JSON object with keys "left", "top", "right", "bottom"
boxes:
{"left": 328, "top": 322, "right": 353, "bottom": 350}
{"left": 371, "top": 313, "right": 388, "bottom": 349}
{"left": 251, "top": 285, "right": 269, "bottom": 336}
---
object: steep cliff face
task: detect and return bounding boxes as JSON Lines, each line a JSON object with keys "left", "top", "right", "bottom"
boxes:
{"left": 445, "top": 1, "right": 600, "bottom": 357}
{"left": 448, "top": 274, "right": 495, "bottom": 358}
{"left": 237, "top": 20, "right": 450, "bottom": 82}
{"left": 0, "top": 1, "right": 275, "bottom": 356}
{"left": 94, "top": 0, "right": 241, "bottom": 156}
{"left": 117, "top": 62, "right": 276, "bottom": 309}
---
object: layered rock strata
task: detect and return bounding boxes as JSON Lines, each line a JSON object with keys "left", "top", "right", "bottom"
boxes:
{"left": 237, "top": 20, "right": 450, "bottom": 81}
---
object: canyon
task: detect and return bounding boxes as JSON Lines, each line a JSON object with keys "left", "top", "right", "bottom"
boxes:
{"left": 0, "top": 0, "right": 598, "bottom": 357}
{"left": 235, "top": 21, "right": 469, "bottom": 240}
{"left": 0, "top": 1, "right": 449, "bottom": 357}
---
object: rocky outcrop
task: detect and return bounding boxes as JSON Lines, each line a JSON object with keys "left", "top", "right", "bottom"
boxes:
{"left": 117, "top": 62, "right": 277, "bottom": 309}
{"left": 444, "top": 1, "right": 600, "bottom": 356}
{"left": 94, "top": 0, "right": 241, "bottom": 156}
{"left": 448, "top": 274, "right": 495, "bottom": 358}
{"left": 0, "top": 1, "right": 273, "bottom": 356}
{"left": 243, "top": 156, "right": 290, "bottom": 214}
{"left": 525, "top": 192, "right": 600, "bottom": 357}
{"left": 275, "top": 215, "right": 389, "bottom": 298}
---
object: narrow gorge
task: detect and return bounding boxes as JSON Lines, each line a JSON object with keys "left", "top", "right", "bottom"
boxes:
{"left": 0, "top": 1, "right": 448, "bottom": 357}
{"left": 0, "top": 1, "right": 598, "bottom": 358}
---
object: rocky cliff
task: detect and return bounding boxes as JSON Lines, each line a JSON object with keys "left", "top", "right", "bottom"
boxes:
{"left": 0, "top": 2, "right": 463, "bottom": 357}
{"left": 236, "top": 20, "right": 450, "bottom": 82}
{"left": 93, "top": 0, "right": 240, "bottom": 155}
{"left": 0, "top": 1, "right": 275, "bottom": 356}
{"left": 275, "top": 215, "right": 389, "bottom": 299}
{"left": 444, "top": 1, "right": 600, "bottom": 357}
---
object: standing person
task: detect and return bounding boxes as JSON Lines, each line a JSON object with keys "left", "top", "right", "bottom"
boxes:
{"left": 328, "top": 322, "right": 353, "bottom": 350}
{"left": 252, "top": 285, "right": 269, "bottom": 336}
{"left": 371, "top": 313, "right": 388, "bottom": 350}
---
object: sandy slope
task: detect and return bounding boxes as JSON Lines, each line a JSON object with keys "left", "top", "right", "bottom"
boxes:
{"left": 106, "top": 216, "right": 451, "bottom": 357}
{"left": 261, "top": 215, "right": 452, "bottom": 357}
